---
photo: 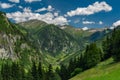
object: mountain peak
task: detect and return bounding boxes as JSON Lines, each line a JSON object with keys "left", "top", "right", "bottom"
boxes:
{"left": 19, "top": 19, "right": 47, "bottom": 29}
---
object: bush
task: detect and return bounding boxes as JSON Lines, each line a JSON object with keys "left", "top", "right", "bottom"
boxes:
{"left": 71, "top": 68, "right": 82, "bottom": 77}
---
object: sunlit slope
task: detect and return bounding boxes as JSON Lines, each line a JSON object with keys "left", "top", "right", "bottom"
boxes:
{"left": 70, "top": 58, "right": 120, "bottom": 80}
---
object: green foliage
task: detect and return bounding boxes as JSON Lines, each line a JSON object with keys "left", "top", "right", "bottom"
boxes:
{"left": 110, "top": 28, "right": 120, "bottom": 61}
{"left": 31, "top": 62, "right": 38, "bottom": 80}
{"left": 83, "top": 43, "right": 102, "bottom": 69}
{"left": 69, "top": 58, "right": 120, "bottom": 80}
{"left": 71, "top": 68, "right": 82, "bottom": 77}
{"left": 38, "top": 62, "right": 43, "bottom": 79}
{"left": 36, "top": 24, "right": 79, "bottom": 56}
{"left": 59, "top": 64, "right": 69, "bottom": 80}
{"left": 0, "top": 61, "right": 60, "bottom": 80}
{"left": 103, "top": 27, "right": 120, "bottom": 61}
{"left": 1, "top": 62, "right": 24, "bottom": 80}
{"left": 1, "top": 63, "right": 11, "bottom": 80}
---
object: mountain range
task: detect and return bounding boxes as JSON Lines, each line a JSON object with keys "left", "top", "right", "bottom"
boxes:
{"left": 0, "top": 11, "right": 112, "bottom": 68}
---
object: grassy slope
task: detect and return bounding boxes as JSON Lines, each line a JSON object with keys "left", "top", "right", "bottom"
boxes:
{"left": 70, "top": 58, "right": 120, "bottom": 80}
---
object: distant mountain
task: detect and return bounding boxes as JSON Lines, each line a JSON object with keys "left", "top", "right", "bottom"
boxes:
{"left": 19, "top": 21, "right": 80, "bottom": 56}
{"left": 19, "top": 19, "right": 47, "bottom": 29}
{"left": 61, "top": 25, "right": 94, "bottom": 48}
{"left": 88, "top": 28, "right": 112, "bottom": 42}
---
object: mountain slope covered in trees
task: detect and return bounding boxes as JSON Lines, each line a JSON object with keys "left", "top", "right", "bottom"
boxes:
{"left": 1, "top": 11, "right": 120, "bottom": 80}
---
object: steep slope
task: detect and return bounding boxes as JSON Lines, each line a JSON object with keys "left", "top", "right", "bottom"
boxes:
{"left": 18, "top": 21, "right": 82, "bottom": 66}
{"left": 31, "top": 24, "right": 80, "bottom": 56}
{"left": 19, "top": 21, "right": 80, "bottom": 56}
{"left": 0, "top": 12, "right": 41, "bottom": 68}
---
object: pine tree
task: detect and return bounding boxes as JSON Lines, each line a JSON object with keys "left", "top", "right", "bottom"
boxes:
{"left": 59, "top": 64, "right": 69, "bottom": 80}
{"left": 31, "top": 62, "right": 38, "bottom": 80}
{"left": 83, "top": 43, "right": 102, "bottom": 69}
{"left": 38, "top": 62, "right": 43, "bottom": 79}
{"left": 110, "top": 28, "right": 120, "bottom": 61}
{"left": 102, "top": 36, "right": 112, "bottom": 60}
{"left": 1, "top": 63, "right": 12, "bottom": 80}
{"left": 103, "top": 27, "right": 120, "bottom": 61}
{"left": 47, "top": 64, "right": 54, "bottom": 80}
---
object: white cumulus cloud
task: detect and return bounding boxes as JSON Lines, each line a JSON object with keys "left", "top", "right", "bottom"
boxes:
{"left": 35, "top": 7, "right": 46, "bottom": 12}
{"left": 67, "top": 1, "right": 112, "bottom": 17}
{"left": 18, "top": 6, "right": 23, "bottom": 9}
{"left": 25, "top": 0, "right": 41, "bottom": 3}
{"left": 113, "top": 20, "right": 120, "bottom": 27}
{"left": 83, "top": 21, "right": 95, "bottom": 24}
{"left": 109, "top": 20, "right": 120, "bottom": 29}
{"left": 7, "top": 8, "right": 68, "bottom": 26}
{"left": 35, "top": 5, "right": 54, "bottom": 12}
{"left": 9, "top": 0, "right": 20, "bottom": 3}
{"left": 52, "top": 16, "right": 68, "bottom": 25}
{"left": 23, "top": 7, "right": 32, "bottom": 12}
{"left": 47, "top": 5, "right": 54, "bottom": 11}
{"left": 0, "top": 2, "right": 14, "bottom": 9}
{"left": 99, "top": 21, "right": 103, "bottom": 25}
{"left": 54, "top": 12, "right": 59, "bottom": 17}
{"left": 82, "top": 27, "right": 89, "bottom": 31}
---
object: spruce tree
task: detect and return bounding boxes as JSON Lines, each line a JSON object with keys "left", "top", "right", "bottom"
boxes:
{"left": 38, "top": 62, "right": 43, "bottom": 79}
{"left": 31, "top": 62, "right": 38, "bottom": 80}
{"left": 1, "top": 63, "right": 11, "bottom": 80}
{"left": 83, "top": 43, "right": 102, "bottom": 69}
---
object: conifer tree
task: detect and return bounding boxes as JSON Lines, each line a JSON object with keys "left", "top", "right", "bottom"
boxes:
{"left": 31, "top": 62, "right": 38, "bottom": 80}
{"left": 38, "top": 62, "right": 43, "bottom": 79}
{"left": 83, "top": 43, "right": 102, "bottom": 69}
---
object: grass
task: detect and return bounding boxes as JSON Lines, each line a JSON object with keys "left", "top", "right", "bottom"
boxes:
{"left": 70, "top": 58, "right": 120, "bottom": 80}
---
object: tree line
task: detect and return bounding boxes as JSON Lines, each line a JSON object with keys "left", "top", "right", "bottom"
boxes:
{"left": 0, "top": 61, "right": 60, "bottom": 80}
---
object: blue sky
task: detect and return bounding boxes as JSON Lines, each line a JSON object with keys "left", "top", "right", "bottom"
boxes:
{"left": 0, "top": 0, "right": 120, "bottom": 29}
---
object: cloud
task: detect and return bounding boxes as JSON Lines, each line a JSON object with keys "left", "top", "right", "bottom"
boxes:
{"left": 7, "top": 8, "right": 68, "bottom": 25}
{"left": 109, "top": 20, "right": 120, "bottom": 29}
{"left": 67, "top": 1, "right": 112, "bottom": 17}
{"left": 54, "top": 12, "right": 58, "bottom": 17}
{"left": 47, "top": 5, "right": 54, "bottom": 11}
{"left": 25, "top": 0, "right": 41, "bottom": 3}
{"left": 35, "top": 5, "right": 54, "bottom": 12}
{"left": 18, "top": 6, "right": 23, "bottom": 9}
{"left": 74, "top": 19, "right": 80, "bottom": 24}
{"left": 99, "top": 21, "right": 103, "bottom": 25}
{"left": 52, "top": 16, "right": 68, "bottom": 25}
{"left": 35, "top": 7, "right": 46, "bottom": 12}
{"left": 82, "top": 27, "right": 89, "bottom": 31}
{"left": 0, "top": 2, "right": 14, "bottom": 9}
{"left": 83, "top": 21, "right": 95, "bottom": 24}
{"left": 23, "top": 7, "right": 32, "bottom": 12}
{"left": 9, "top": 0, "right": 19, "bottom": 3}
{"left": 113, "top": 20, "right": 120, "bottom": 27}
{"left": 110, "top": 27, "right": 114, "bottom": 30}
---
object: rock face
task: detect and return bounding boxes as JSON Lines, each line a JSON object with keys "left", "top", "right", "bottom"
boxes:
{"left": 0, "top": 12, "right": 18, "bottom": 59}
{"left": 0, "top": 12, "right": 38, "bottom": 63}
